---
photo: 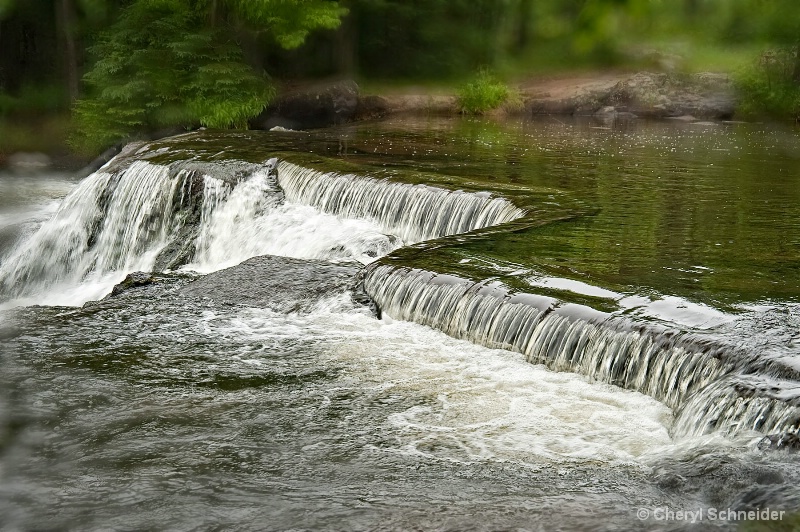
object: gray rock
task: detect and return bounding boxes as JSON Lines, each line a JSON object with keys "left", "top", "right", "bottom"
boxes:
{"left": 355, "top": 94, "right": 391, "bottom": 120}
{"left": 108, "top": 271, "right": 157, "bottom": 297}
{"left": 253, "top": 80, "right": 360, "bottom": 130}
{"left": 759, "top": 433, "right": 800, "bottom": 451}
{"left": 606, "top": 72, "right": 735, "bottom": 119}
{"left": 524, "top": 71, "right": 736, "bottom": 119}
{"left": 180, "top": 254, "right": 378, "bottom": 315}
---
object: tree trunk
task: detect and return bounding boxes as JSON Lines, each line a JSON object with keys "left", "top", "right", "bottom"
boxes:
{"left": 57, "top": 0, "right": 80, "bottom": 102}
{"left": 793, "top": 43, "right": 800, "bottom": 84}
{"left": 334, "top": 3, "right": 357, "bottom": 76}
{"left": 209, "top": 0, "right": 223, "bottom": 27}
{"left": 514, "top": 0, "right": 534, "bottom": 54}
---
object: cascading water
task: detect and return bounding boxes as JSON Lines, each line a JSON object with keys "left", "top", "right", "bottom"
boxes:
{"left": 0, "top": 161, "right": 192, "bottom": 305}
{"left": 363, "top": 264, "right": 800, "bottom": 438}
{"left": 3, "top": 141, "right": 797, "bottom": 443}
{"left": 6, "top": 123, "right": 800, "bottom": 531}
{"left": 0, "top": 152, "right": 526, "bottom": 307}
{"left": 277, "top": 162, "right": 526, "bottom": 244}
{"left": 0, "top": 158, "right": 282, "bottom": 305}
{"left": 186, "top": 169, "right": 401, "bottom": 273}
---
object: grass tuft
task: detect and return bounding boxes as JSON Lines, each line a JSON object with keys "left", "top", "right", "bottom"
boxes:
{"left": 457, "top": 69, "right": 514, "bottom": 115}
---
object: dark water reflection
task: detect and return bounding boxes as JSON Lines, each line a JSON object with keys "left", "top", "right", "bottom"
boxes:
{"left": 327, "top": 116, "right": 800, "bottom": 308}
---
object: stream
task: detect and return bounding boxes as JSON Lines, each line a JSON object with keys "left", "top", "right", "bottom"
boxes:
{"left": 1, "top": 116, "right": 799, "bottom": 531}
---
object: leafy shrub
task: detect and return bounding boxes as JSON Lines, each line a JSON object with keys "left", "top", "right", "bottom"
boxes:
{"left": 736, "top": 48, "right": 800, "bottom": 120}
{"left": 71, "top": 1, "right": 273, "bottom": 153}
{"left": 457, "top": 69, "right": 513, "bottom": 114}
{"left": 71, "top": 0, "right": 344, "bottom": 153}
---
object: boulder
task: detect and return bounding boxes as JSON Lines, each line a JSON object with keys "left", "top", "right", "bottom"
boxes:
{"left": 354, "top": 95, "right": 392, "bottom": 120}
{"left": 108, "top": 271, "right": 158, "bottom": 297}
{"left": 605, "top": 72, "right": 736, "bottom": 119}
{"left": 523, "top": 71, "right": 736, "bottom": 120}
{"left": 180, "top": 254, "right": 379, "bottom": 315}
{"left": 758, "top": 433, "right": 800, "bottom": 452}
{"left": 253, "top": 80, "right": 360, "bottom": 130}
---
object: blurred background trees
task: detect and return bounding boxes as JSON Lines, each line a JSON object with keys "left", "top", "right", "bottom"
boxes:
{"left": 0, "top": 0, "right": 798, "bottom": 153}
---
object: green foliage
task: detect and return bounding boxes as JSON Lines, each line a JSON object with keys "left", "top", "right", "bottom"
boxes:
{"left": 456, "top": 70, "right": 512, "bottom": 115}
{"left": 72, "top": 0, "right": 344, "bottom": 152}
{"left": 227, "top": 0, "right": 345, "bottom": 49}
{"left": 736, "top": 48, "right": 800, "bottom": 120}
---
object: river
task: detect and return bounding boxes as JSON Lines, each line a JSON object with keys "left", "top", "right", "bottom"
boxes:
{"left": 1, "top": 116, "right": 798, "bottom": 531}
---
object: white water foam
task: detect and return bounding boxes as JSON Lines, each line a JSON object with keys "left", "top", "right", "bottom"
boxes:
{"left": 200, "top": 297, "right": 674, "bottom": 465}
{"left": 187, "top": 170, "right": 400, "bottom": 273}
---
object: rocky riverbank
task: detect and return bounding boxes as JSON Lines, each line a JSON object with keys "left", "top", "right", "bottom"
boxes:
{"left": 260, "top": 71, "right": 737, "bottom": 130}
{"left": 0, "top": 71, "right": 739, "bottom": 173}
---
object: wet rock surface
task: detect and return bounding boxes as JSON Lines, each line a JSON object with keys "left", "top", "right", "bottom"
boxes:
{"left": 652, "top": 449, "right": 800, "bottom": 515}
{"left": 180, "top": 254, "right": 377, "bottom": 314}
{"left": 108, "top": 271, "right": 158, "bottom": 297}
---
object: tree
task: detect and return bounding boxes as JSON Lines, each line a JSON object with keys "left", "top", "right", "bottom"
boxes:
{"left": 72, "top": 0, "right": 345, "bottom": 152}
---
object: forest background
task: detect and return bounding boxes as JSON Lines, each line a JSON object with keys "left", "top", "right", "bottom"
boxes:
{"left": 0, "top": 0, "right": 798, "bottom": 161}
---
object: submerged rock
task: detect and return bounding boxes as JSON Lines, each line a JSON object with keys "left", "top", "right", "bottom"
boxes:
{"left": 180, "top": 254, "right": 379, "bottom": 315}
{"left": 759, "top": 433, "right": 800, "bottom": 452}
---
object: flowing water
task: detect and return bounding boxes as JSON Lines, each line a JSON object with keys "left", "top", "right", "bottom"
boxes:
{"left": 1, "top": 117, "right": 799, "bottom": 531}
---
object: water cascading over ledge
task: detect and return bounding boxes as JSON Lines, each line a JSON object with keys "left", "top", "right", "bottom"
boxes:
{"left": 276, "top": 162, "right": 526, "bottom": 244}
{"left": 362, "top": 264, "right": 800, "bottom": 438}
{"left": 0, "top": 149, "right": 526, "bottom": 303}
{"left": 0, "top": 156, "right": 282, "bottom": 302}
{"left": 4, "top": 137, "right": 798, "bottom": 442}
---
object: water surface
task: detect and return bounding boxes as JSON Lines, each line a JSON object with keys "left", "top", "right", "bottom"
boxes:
{"left": 1, "top": 117, "right": 799, "bottom": 531}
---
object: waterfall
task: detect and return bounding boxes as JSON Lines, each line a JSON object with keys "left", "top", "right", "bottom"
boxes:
{"left": 0, "top": 161, "right": 192, "bottom": 301}
{"left": 1, "top": 154, "right": 528, "bottom": 307}
{"left": 185, "top": 166, "right": 400, "bottom": 272}
{"left": 0, "top": 158, "right": 280, "bottom": 305}
{"left": 277, "top": 161, "right": 526, "bottom": 244}
{"left": 363, "top": 264, "right": 800, "bottom": 438}
{"left": 5, "top": 142, "right": 797, "bottom": 441}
